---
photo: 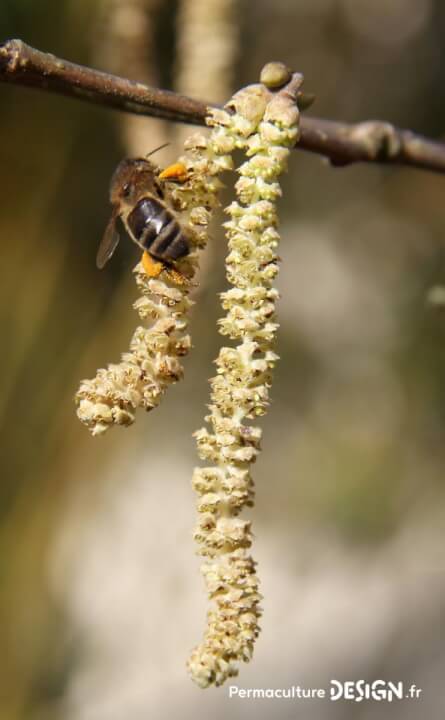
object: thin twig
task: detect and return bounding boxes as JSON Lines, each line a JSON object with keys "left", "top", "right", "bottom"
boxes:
{"left": 1, "top": 39, "right": 445, "bottom": 175}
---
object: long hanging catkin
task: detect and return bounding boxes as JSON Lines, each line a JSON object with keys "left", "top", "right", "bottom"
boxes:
{"left": 76, "top": 128, "right": 233, "bottom": 435}
{"left": 188, "top": 63, "right": 302, "bottom": 688}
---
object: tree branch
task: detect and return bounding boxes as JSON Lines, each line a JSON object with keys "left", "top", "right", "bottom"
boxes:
{"left": 1, "top": 38, "right": 445, "bottom": 175}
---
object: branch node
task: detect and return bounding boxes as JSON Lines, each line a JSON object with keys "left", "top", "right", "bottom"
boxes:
{"left": 0, "top": 38, "right": 21, "bottom": 73}
{"left": 349, "top": 121, "right": 402, "bottom": 161}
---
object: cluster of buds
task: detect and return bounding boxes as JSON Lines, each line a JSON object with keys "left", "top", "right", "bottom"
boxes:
{"left": 188, "top": 64, "right": 302, "bottom": 688}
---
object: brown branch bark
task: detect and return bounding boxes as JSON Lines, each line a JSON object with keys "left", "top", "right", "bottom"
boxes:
{"left": 1, "top": 38, "right": 445, "bottom": 175}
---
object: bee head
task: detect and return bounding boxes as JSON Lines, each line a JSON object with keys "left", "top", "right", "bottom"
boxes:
{"left": 109, "top": 158, "right": 158, "bottom": 205}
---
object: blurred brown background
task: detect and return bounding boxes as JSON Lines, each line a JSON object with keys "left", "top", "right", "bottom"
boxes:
{"left": 1, "top": 1, "right": 445, "bottom": 718}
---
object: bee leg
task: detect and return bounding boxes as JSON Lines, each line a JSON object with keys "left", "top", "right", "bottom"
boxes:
{"left": 164, "top": 266, "right": 193, "bottom": 287}
{"left": 142, "top": 252, "right": 193, "bottom": 287}
{"left": 158, "top": 162, "right": 189, "bottom": 183}
{"left": 142, "top": 251, "right": 164, "bottom": 279}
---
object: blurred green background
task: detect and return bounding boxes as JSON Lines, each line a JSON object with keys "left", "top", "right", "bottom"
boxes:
{"left": 1, "top": 1, "right": 445, "bottom": 718}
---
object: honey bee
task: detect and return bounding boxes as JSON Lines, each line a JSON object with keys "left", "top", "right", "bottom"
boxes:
{"left": 96, "top": 147, "right": 190, "bottom": 281}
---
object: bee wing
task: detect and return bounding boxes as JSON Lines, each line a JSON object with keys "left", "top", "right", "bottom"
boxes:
{"left": 96, "top": 213, "right": 120, "bottom": 269}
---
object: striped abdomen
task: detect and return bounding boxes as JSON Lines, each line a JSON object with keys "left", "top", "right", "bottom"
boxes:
{"left": 126, "top": 197, "right": 189, "bottom": 262}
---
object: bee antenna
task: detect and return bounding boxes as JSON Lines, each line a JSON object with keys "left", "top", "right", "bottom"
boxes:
{"left": 145, "top": 143, "right": 170, "bottom": 159}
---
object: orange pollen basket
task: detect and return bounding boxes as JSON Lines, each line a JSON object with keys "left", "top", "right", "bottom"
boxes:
{"left": 142, "top": 251, "right": 164, "bottom": 278}
{"left": 158, "top": 162, "right": 188, "bottom": 182}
